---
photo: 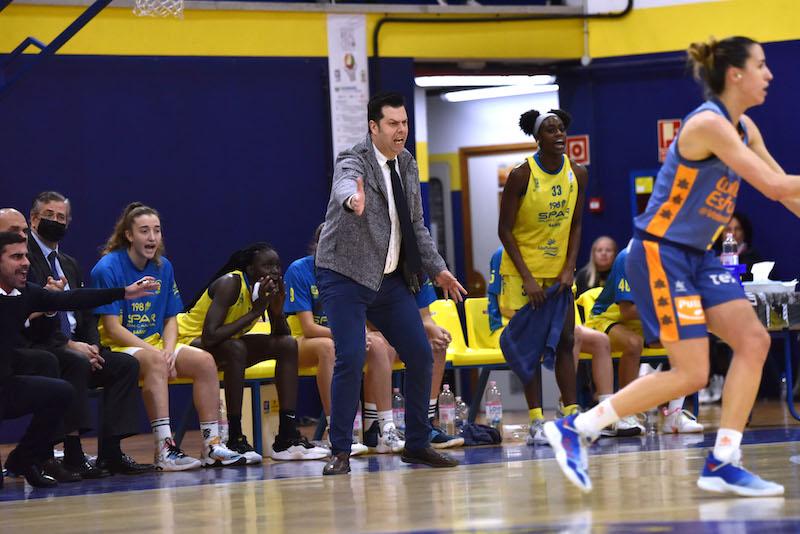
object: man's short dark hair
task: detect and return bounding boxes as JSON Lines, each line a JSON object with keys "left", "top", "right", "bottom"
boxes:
{"left": 31, "top": 191, "right": 70, "bottom": 218}
{"left": 0, "top": 231, "right": 26, "bottom": 255}
{"left": 368, "top": 92, "right": 405, "bottom": 124}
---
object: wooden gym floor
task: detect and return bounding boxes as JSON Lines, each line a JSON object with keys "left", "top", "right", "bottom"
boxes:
{"left": 2, "top": 401, "right": 800, "bottom": 533}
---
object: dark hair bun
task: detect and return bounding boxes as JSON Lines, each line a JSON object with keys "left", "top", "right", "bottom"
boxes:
{"left": 519, "top": 109, "right": 541, "bottom": 137}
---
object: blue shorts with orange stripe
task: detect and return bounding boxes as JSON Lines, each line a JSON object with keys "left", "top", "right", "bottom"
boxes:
{"left": 625, "top": 238, "right": 745, "bottom": 344}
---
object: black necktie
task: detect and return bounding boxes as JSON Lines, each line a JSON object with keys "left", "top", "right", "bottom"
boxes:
{"left": 387, "top": 159, "right": 422, "bottom": 275}
{"left": 47, "top": 250, "right": 72, "bottom": 338}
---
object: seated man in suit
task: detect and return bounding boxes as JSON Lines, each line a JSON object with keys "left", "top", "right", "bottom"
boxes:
{"left": 0, "top": 208, "right": 60, "bottom": 380}
{"left": 24, "top": 191, "right": 153, "bottom": 479}
{"left": 0, "top": 231, "right": 159, "bottom": 487}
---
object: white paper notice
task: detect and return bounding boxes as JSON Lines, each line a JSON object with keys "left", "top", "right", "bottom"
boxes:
{"left": 327, "top": 14, "right": 369, "bottom": 162}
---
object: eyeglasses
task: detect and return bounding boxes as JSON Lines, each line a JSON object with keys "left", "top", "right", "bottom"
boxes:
{"left": 40, "top": 210, "right": 68, "bottom": 223}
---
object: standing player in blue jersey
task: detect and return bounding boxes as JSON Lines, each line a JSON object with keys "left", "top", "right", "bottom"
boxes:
{"left": 92, "top": 203, "right": 244, "bottom": 471}
{"left": 547, "top": 36, "right": 800, "bottom": 496}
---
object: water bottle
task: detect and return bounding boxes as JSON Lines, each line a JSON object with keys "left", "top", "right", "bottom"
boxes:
{"left": 720, "top": 233, "right": 739, "bottom": 266}
{"left": 438, "top": 384, "right": 456, "bottom": 436}
{"left": 484, "top": 380, "right": 503, "bottom": 430}
{"left": 780, "top": 373, "right": 788, "bottom": 401}
{"left": 353, "top": 402, "right": 363, "bottom": 444}
{"left": 392, "top": 387, "right": 406, "bottom": 434}
{"left": 645, "top": 407, "right": 658, "bottom": 435}
{"left": 455, "top": 396, "right": 467, "bottom": 433}
{"left": 218, "top": 397, "right": 229, "bottom": 443}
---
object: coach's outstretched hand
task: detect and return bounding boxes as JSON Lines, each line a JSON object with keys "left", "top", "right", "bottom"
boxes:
{"left": 435, "top": 270, "right": 467, "bottom": 302}
{"left": 125, "top": 276, "right": 160, "bottom": 299}
{"left": 350, "top": 177, "right": 365, "bottom": 216}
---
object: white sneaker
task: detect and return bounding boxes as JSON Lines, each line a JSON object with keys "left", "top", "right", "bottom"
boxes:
{"left": 155, "top": 438, "right": 202, "bottom": 471}
{"left": 227, "top": 435, "right": 263, "bottom": 465}
{"left": 662, "top": 409, "right": 704, "bottom": 434}
{"left": 613, "top": 415, "right": 645, "bottom": 437}
{"left": 364, "top": 421, "right": 405, "bottom": 453}
{"left": 350, "top": 441, "right": 369, "bottom": 457}
{"left": 638, "top": 363, "right": 663, "bottom": 377}
{"left": 202, "top": 438, "right": 247, "bottom": 468}
{"left": 526, "top": 419, "right": 549, "bottom": 446}
{"left": 271, "top": 435, "right": 329, "bottom": 461}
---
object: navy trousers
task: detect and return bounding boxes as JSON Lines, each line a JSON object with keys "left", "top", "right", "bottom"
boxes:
{"left": 317, "top": 268, "right": 433, "bottom": 455}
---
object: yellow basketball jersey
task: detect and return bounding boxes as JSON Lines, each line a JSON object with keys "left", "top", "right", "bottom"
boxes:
{"left": 177, "top": 270, "right": 258, "bottom": 343}
{"left": 500, "top": 154, "right": 577, "bottom": 278}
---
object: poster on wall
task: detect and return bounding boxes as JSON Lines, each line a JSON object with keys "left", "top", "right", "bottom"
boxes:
{"left": 327, "top": 14, "right": 369, "bottom": 161}
{"left": 658, "top": 119, "right": 682, "bottom": 162}
{"left": 566, "top": 134, "right": 590, "bottom": 165}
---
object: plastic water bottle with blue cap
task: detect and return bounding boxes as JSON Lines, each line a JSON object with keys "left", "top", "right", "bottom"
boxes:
{"left": 485, "top": 380, "right": 503, "bottom": 430}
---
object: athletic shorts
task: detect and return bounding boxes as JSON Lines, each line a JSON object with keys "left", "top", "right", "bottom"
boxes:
{"left": 113, "top": 333, "right": 191, "bottom": 357}
{"left": 499, "top": 275, "right": 559, "bottom": 312}
{"left": 626, "top": 238, "right": 745, "bottom": 344}
{"left": 584, "top": 315, "right": 643, "bottom": 337}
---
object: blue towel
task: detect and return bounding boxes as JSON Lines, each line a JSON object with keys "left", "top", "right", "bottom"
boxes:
{"left": 499, "top": 284, "right": 571, "bottom": 385}
{"left": 460, "top": 423, "right": 502, "bottom": 446}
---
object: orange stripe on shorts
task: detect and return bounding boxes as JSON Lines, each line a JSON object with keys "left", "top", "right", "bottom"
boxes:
{"left": 645, "top": 164, "right": 699, "bottom": 238}
{"left": 642, "top": 240, "right": 678, "bottom": 343}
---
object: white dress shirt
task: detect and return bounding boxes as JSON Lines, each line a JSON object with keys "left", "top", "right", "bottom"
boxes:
{"left": 31, "top": 230, "right": 76, "bottom": 335}
{"left": 0, "top": 287, "right": 21, "bottom": 296}
{"left": 372, "top": 144, "right": 402, "bottom": 274}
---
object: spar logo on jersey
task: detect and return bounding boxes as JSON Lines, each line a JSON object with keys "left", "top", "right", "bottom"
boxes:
{"left": 675, "top": 296, "right": 705, "bottom": 326}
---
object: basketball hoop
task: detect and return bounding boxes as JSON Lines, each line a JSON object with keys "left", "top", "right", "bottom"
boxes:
{"left": 133, "top": 0, "right": 183, "bottom": 18}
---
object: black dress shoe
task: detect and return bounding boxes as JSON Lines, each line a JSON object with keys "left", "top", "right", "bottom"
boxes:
{"left": 401, "top": 447, "right": 459, "bottom": 468}
{"left": 8, "top": 463, "right": 58, "bottom": 488}
{"left": 64, "top": 459, "right": 112, "bottom": 479}
{"left": 322, "top": 452, "right": 351, "bottom": 476}
{"left": 97, "top": 454, "right": 155, "bottom": 475}
{"left": 42, "top": 457, "right": 82, "bottom": 483}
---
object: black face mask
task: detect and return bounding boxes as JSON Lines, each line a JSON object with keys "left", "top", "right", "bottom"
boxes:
{"left": 37, "top": 218, "right": 67, "bottom": 243}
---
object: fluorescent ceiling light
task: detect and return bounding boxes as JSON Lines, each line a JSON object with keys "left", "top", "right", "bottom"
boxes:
{"left": 416, "top": 75, "right": 555, "bottom": 87}
{"left": 441, "top": 84, "right": 559, "bottom": 103}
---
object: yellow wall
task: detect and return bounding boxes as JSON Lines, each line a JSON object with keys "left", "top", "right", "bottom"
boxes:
{"left": 1, "top": 6, "right": 583, "bottom": 59}
{"left": 430, "top": 152, "right": 461, "bottom": 192}
{"left": 588, "top": 0, "right": 800, "bottom": 58}
{"left": 2, "top": 1, "right": 796, "bottom": 60}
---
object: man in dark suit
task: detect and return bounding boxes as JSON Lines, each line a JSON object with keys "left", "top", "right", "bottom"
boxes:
{"left": 316, "top": 92, "right": 467, "bottom": 475}
{"left": 0, "top": 230, "right": 159, "bottom": 487}
{"left": 24, "top": 192, "right": 152, "bottom": 478}
{"left": 0, "top": 208, "right": 61, "bottom": 380}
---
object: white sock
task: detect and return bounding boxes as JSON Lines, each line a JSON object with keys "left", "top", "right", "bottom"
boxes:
{"left": 574, "top": 399, "right": 619, "bottom": 437}
{"left": 598, "top": 394, "right": 613, "bottom": 404}
{"left": 200, "top": 420, "right": 220, "bottom": 447}
{"left": 665, "top": 397, "right": 685, "bottom": 416}
{"left": 326, "top": 415, "right": 331, "bottom": 426}
{"left": 428, "top": 398, "right": 437, "bottom": 420}
{"left": 151, "top": 418, "right": 172, "bottom": 443}
{"left": 364, "top": 402, "right": 378, "bottom": 431}
{"left": 378, "top": 410, "right": 394, "bottom": 431}
{"left": 713, "top": 428, "right": 742, "bottom": 463}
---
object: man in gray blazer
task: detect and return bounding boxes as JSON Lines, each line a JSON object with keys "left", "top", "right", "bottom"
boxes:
{"left": 316, "top": 92, "right": 466, "bottom": 475}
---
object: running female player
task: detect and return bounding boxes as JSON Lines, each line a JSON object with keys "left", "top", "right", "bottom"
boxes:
{"left": 546, "top": 36, "right": 800, "bottom": 497}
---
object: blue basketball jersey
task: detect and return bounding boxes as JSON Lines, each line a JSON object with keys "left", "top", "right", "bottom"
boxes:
{"left": 634, "top": 99, "right": 748, "bottom": 251}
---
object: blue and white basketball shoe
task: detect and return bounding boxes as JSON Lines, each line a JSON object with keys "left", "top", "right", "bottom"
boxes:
{"left": 697, "top": 450, "right": 784, "bottom": 497}
{"left": 544, "top": 413, "right": 592, "bottom": 493}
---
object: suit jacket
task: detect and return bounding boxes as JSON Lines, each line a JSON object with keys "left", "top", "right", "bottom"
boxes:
{"left": 25, "top": 237, "right": 100, "bottom": 348}
{"left": 315, "top": 133, "right": 447, "bottom": 292}
{"left": 1, "top": 283, "right": 124, "bottom": 381}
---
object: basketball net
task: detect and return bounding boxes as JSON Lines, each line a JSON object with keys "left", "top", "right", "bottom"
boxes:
{"left": 133, "top": 0, "right": 183, "bottom": 18}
